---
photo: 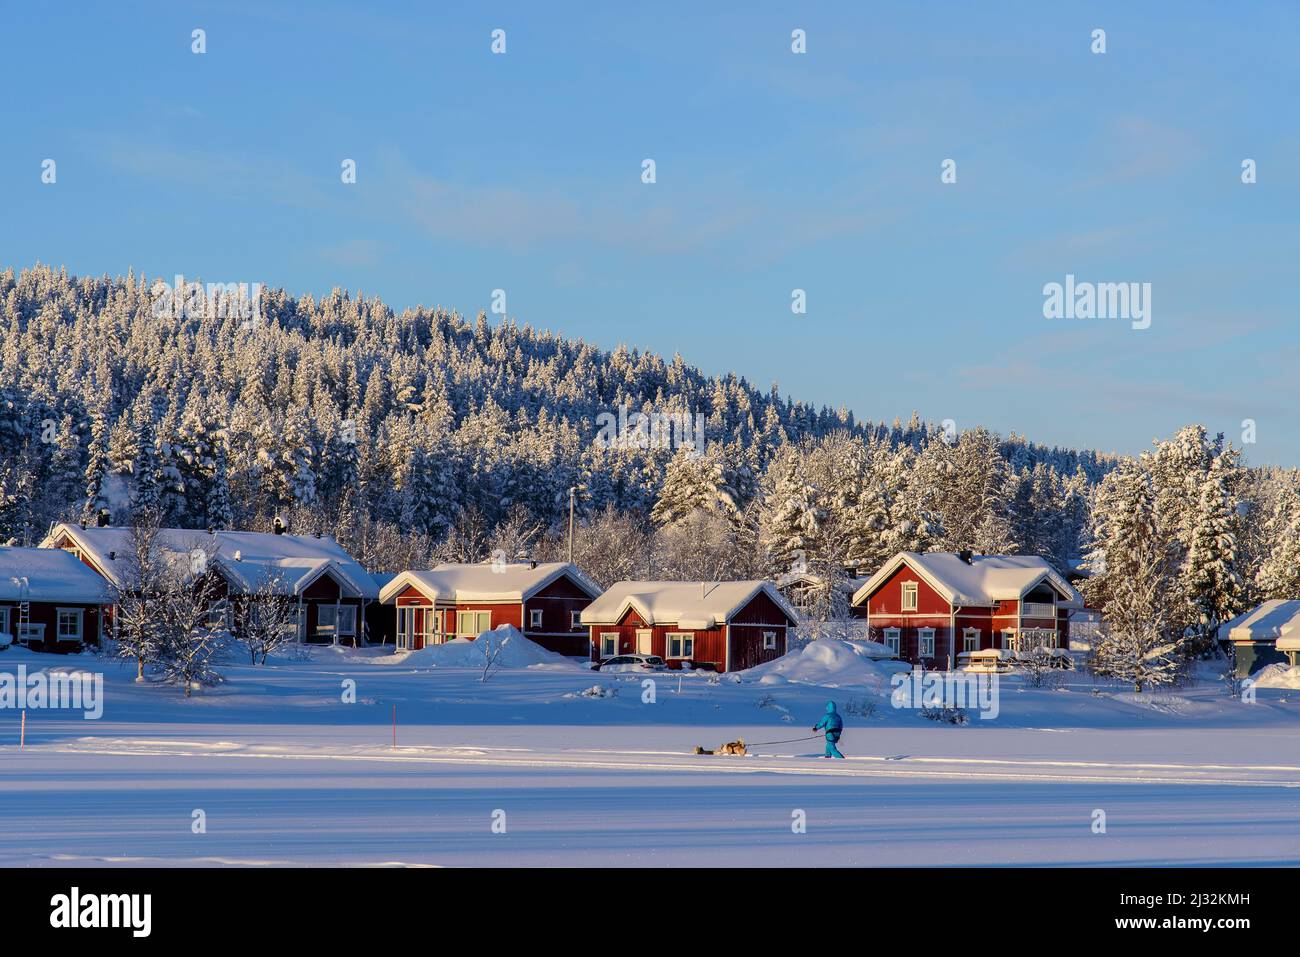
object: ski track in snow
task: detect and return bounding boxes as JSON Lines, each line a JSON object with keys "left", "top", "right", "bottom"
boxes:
{"left": 30, "top": 736, "right": 1300, "bottom": 788}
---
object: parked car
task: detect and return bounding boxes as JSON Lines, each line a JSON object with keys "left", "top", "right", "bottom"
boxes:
{"left": 597, "top": 654, "right": 668, "bottom": 673}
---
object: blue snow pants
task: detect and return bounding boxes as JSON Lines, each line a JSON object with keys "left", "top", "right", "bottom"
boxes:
{"left": 824, "top": 731, "right": 845, "bottom": 759}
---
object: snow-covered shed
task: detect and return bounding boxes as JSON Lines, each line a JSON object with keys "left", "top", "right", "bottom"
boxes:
{"left": 0, "top": 546, "right": 112, "bottom": 651}
{"left": 42, "top": 523, "right": 381, "bottom": 645}
{"left": 1221, "top": 600, "right": 1300, "bottom": 676}
{"left": 850, "top": 551, "right": 1084, "bottom": 669}
{"left": 580, "top": 580, "right": 798, "bottom": 672}
{"left": 379, "top": 562, "right": 601, "bottom": 656}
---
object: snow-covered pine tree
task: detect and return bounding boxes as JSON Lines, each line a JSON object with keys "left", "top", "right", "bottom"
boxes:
{"left": 1084, "top": 460, "right": 1183, "bottom": 690}
{"left": 46, "top": 412, "right": 82, "bottom": 520}
{"left": 882, "top": 443, "right": 943, "bottom": 555}
{"left": 205, "top": 444, "right": 234, "bottom": 530}
{"left": 756, "top": 446, "right": 825, "bottom": 577}
{"left": 1183, "top": 449, "right": 1245, "bottom": 655}
{"left": 650, "top": 446, "right": 739, "bottom": 529}
{"left": 1256, "top": 483, "right": 1300, "bottom": 600}
{"left": 81, "top": 401, "right": 112, "bottom": 525}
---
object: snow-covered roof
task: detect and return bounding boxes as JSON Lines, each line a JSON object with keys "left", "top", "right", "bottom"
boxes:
{"left": 379, "top": 562, "right": 601, "bottom": 605}
{"left": 0, "top": 547, "right": 112, "bottom": 603}
{"left": 1222, "top": 600, "right": 1300, "bottom": 647}
{"left": 581, "top": 580, "right": 798, "bottom": 630}
{"left": 42, "top": 524, "right": 379, "bottom": 599}
{"left": 851, "top": 552, "right": 1083, "bottom": 609}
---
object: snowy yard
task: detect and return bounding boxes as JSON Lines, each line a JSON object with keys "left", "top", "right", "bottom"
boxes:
{"left": 4, "top": 640, "right": 1300, "bottom": 867}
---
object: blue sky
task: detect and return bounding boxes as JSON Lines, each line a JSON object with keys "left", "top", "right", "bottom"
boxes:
{"left": 2, "top": 1, "right": 1298, "bottom": 464}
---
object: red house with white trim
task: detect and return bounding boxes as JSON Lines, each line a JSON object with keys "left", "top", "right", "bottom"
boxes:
{"left": 580, "top": 580, "right": 798, "bottom": 672}
{"left": 0, "top": 546, "right": 112, "bottom": 652}
{"left": 850, "top": 551, "right": 1083, "bottom": 670}
{"left": 42, "top": 523, "right": 381, "bottom": 645}
{"left": 378, "top": 562, "right": 601, "bottom": 656}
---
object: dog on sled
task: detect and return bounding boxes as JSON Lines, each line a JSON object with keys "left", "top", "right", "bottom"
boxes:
{"left": 694, "top": 738, "right": 747, "bottom": 756}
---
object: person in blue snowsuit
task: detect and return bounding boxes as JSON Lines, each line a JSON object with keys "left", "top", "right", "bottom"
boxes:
{"left": 813, "top": 701, "right": 845, "bottom": 758}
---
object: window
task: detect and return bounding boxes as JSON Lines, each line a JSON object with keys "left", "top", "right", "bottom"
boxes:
{"left": 902, "top": 581, "right": 918, "bottom": 612}
{"left": 1001, "top": 630, "right": 1017, "bottom": 652}
{"left": 457, "top": 610, "right": 493, "bottom": 637}
{"left": 17, "top": 622, "right": 44, "bottom": 645}
{"left": 600, "top": 632, "right": 619, "bottom": 658}
{"left": 529, "top": 608, "right": 544, "bottom": 629}
{"left": 762, "top": 630, "right": 778, "bottom": 650}
{"left": 883, "top": 628, "right": 900, "bottom": 656}
{"left": 317, "top": 605, "right": 356, "bottom": 639}
{"left": 570, "top": 610, "right": 583, "bottom": 630}
{"left": 0, "top": 606, "right": 10, "bottom": 636}
{"left": 56, "top": 608, "right": 83, "bottom": 642}
{"left": 1020, "top": 628, "right": 1056, "bottom": 652}
{"left": 666, "top": 632, "right": 695, "bottom": 659}
{"left": 918, "top": 627, "right": 935, "bottom": 658}
{"left": 963, "top": 628, "right": 980, "bottom": 652}
{"left": 204, "top": 601, "right": 231, "bottom": 630}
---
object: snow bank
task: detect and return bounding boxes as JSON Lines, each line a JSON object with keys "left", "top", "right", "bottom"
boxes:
{"left": 394, "top": 625, "right": 585, "bottom": 671}
{"left": 737, "top": 638, "right": 905, "bottom": 689}
{"left": 1249, "top": 663, "right": 1300, "bottom": 690}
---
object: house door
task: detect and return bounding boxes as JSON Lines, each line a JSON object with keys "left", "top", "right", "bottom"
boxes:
{"left": 396, "top": 607, "right": 412, "bottom": 650}
{"left": 636, "top": 629, "right": 653, "bottom": 654}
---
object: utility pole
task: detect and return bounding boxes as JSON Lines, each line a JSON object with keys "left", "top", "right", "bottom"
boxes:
{"left": 567, "top": 486, "right": 576, "bottom": 564}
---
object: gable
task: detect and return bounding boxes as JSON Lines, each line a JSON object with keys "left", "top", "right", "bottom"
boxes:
{"left": 864, "top": 561, "right": 952, "bottom": 614}
{"left": 731, "top": 589, "right": 798, "bottom": 627}
{"left": 532, "top": 574, "right": 595, "bottom": 602}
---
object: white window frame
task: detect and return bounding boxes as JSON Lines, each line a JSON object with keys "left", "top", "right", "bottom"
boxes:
{"left": 1001, "top": 629, "right": 1017, "bottom": 652}
{"left": 666, "top": 632, "right": 695, "bottom": 659}
{"left": 962, "top": 627, "right": 980, "bottom": 653}
{"left": 918, "top": 627, "right": 935, "bottom": 658}
{"left": 901, "top": 581, "right": 918, "bottom": 612}
{"left": 0, "top": 606, "right": 10, "bottom": 636}
{"left": 457, "top": 610, "right": 492, "bottom": 638}
{"left": 204, "top": 601, "right": 231, "bottom": 630}
{"left": 600, "top": 632, "right": 619, "bottom": 658}
{"left": 883, "top": 627, "right": 900, "bottom": 656}
{"left": 17, "top": 622, "right": 45, "bottom": 645}
{"left": 1020, "top": 627, "right": 1056, "bottom": 652}
{"left": 529, "top": 608, "right": 544, "bottom": 629}
{"left": 570, "top": 609, "right": 583, "bottom": 630}
{"left": 396, "top": 606, "right": 418, "bottom": 650}
{"left": 56, "top": 607, "right": 83, "bottom": 642}
{"left": 762, "top": 630, "right": 778, "bottom": 650}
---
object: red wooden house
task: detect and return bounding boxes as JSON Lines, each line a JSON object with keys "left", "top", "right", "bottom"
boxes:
{"left": 0, "top": 546, "right": 112, "bottom": 652}
{"left": 850, "top": 551, "right": 1083, "bottom": 670}
{"left": 581, "top": 580, "right": 798, "bottom": 672}
{"left": 379, "top": 561, "right": 601, "bottom": 656}
{"left": 42, "top": 523, "right": 382, "bottom": 645}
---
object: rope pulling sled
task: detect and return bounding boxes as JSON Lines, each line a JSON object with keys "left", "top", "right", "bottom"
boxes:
{"left": 693, "top": 731, "right": 823, "bottom": 757}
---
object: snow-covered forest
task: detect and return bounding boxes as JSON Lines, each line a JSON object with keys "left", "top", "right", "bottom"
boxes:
{"left": 0, "top": 263, "right": 1296, "bottom": 644}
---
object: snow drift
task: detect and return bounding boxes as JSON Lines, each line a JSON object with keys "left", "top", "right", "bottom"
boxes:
{"left": 394, "top": 625, "right": 584, "bottom": 670}
{"left": 737, "top": 638, "right": 906, "bottom": 689}
{"left": 1249, "top": 662, "right": 1300, "bottom": 690}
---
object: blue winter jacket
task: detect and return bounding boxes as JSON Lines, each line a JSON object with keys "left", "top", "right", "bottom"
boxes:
{"left": 814, "top": 701, "right": 843, "bottom": 735}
